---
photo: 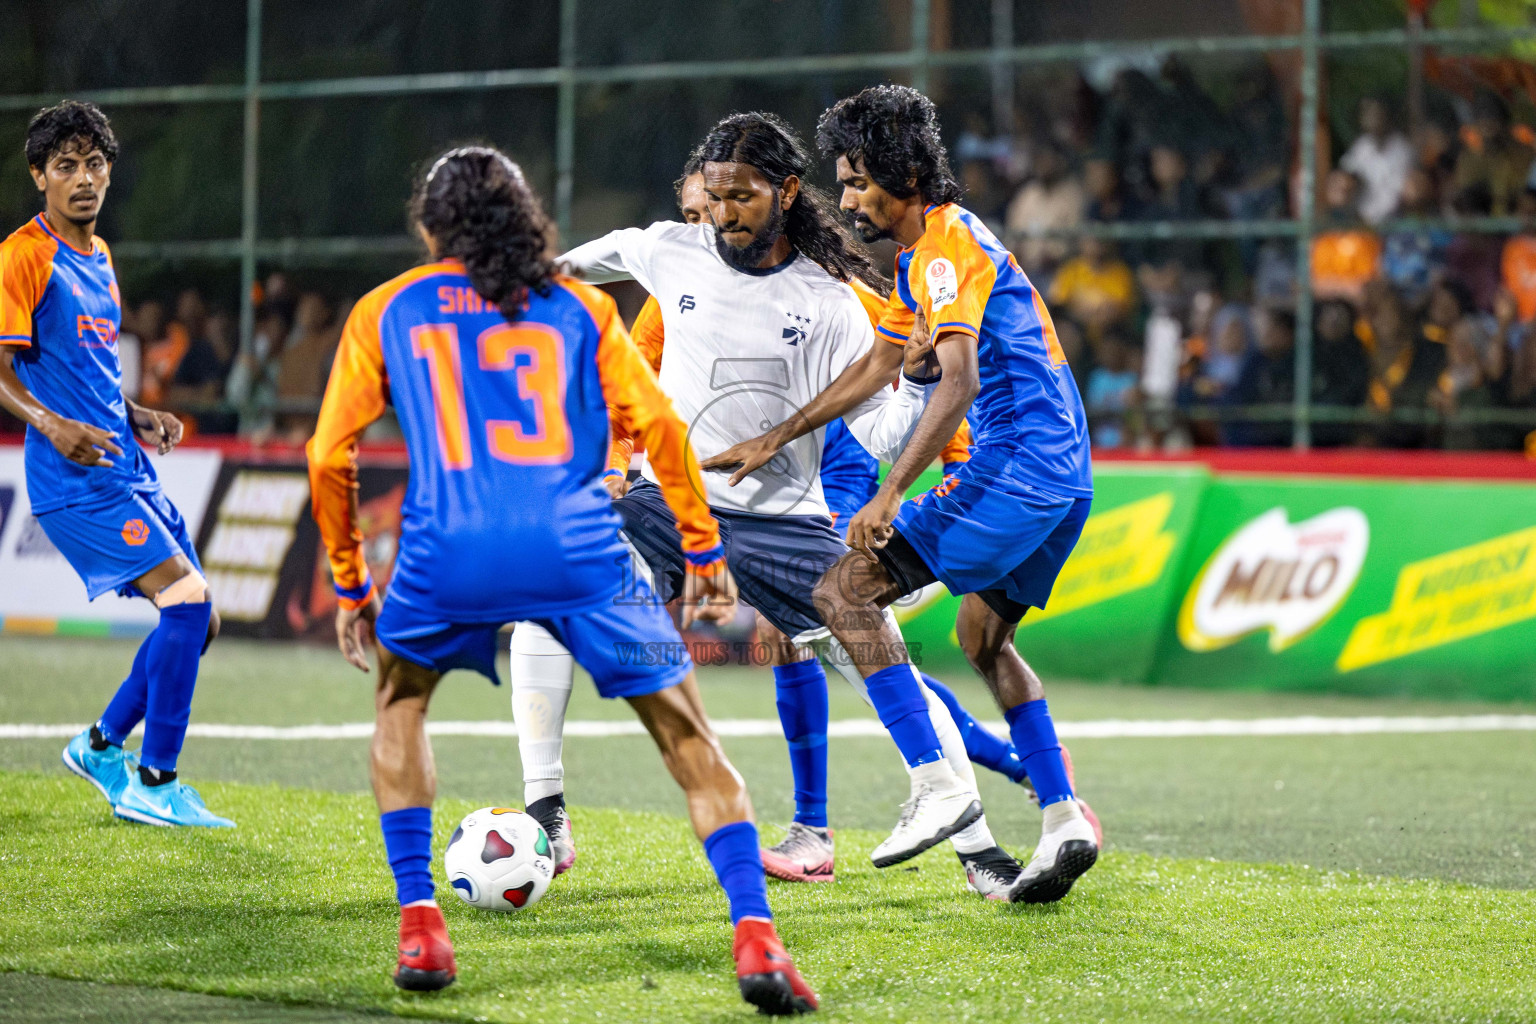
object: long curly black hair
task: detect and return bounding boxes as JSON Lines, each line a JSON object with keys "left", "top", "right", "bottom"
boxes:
{"left": 410, "top": 146, "right": 555, "bottom": 322}
{"left": 816, "top": 85, "right": 962, "bottom": 206}
{"left": 694, "top": 112, "right": 879, "bottom": 287}
{"left": 25, "top": 100, "right": 118, "bottom": 169}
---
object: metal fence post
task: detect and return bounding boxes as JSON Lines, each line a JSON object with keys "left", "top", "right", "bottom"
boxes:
{"left": 238, "top": 0, "right": 262, "bottom": 362}
{"left": 555, "top": 0, "right": 578, "bottom": 242}
{"left": 1291, "top": 0, "right": 1320, "bottom": 450}
{"left": 910, "top": 0, "right": 931, "bottom": 94}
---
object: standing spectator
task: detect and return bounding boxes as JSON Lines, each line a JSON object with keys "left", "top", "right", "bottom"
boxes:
{"left": 1224, "top": 308, "right": 1296, "bottom": 447}
{"left": 1339, "top": 97, "right": 1414, "bottom": 225}
{"left": 1311, "top": 170, "right": 1381, "bottom": 305}
{"left": 1381, "top": 167, "right": 1451, "bottom": 311}
{"left": 1428, "top": 317, "right": 1501, "bottom": 449}
{"left": 1048, "top": 237, "right": 1136, "bottom": 340}
{"left": 1004, "top": 141, "right": 1084, "bottom": 280}
{"left": 1453, "top": 92, "right": 1535, "bottom": 217}
{"left": 1310, "top": 299, "right": 1370, "bottom": 446}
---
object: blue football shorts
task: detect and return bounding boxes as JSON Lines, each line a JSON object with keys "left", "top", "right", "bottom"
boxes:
{"left": 36, "top": 488, "right": 203, "bottom": 601}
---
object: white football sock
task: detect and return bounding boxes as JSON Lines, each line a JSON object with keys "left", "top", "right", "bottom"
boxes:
{"left": 510, "top": 622, "right": 574, "bottom": 806}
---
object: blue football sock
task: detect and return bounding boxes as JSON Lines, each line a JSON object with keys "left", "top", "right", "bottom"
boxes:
{"left": 703, "top": 821, "right": 772, "bottom": 924}
{"left": 138, "top": 601, "right": 212, "bottom": 773}
{"left": 98, "top": 632, "right": 153, "bottom": 747}
{"left": 921, "top": 674, "right": 1028, "bottom": 784}
{"left": 864, "top": 664, "right": 943, "bottom": 768}
{"left": 380, "top": 807, "right": 436, "bottom": 906}
{"left": 1005, "top": 699, "right": 1075, "bottom": 807}
{"left": 773, "top": 659, "right": 829, "bottom": 828}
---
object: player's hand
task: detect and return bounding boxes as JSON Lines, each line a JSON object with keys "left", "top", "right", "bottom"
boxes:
{"left": 701, "top": 434, "right": 782, "bottom": 487}
{"left": 681, "top": 563, "right": 738, "bottom": 629}
{"left": 335, "top": 589, "right": 382, "bottom": 672}
{"left": 44, "top": 415, "right": 124, "bottom": 467}
{"left": 603, "top": 472, "right": 630, "bottom": 500}
{"left": 129, "top": 404, "right": 184, "bottom": 455}
{"left": 846, "top": 488, "right": 903, "bottom": 560}
{"left": 902, "top": 309, "right": 940, "bottom": 381}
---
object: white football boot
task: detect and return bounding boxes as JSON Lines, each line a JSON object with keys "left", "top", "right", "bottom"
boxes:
{"left": 1008, "top": 798, "right": 1098, "bottom": 904}
{"left": 870, "top": 761, "right": 982, "bottom": 868}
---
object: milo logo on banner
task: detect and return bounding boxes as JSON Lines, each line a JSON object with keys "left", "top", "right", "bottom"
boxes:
{"left": 1178, "top": 507, "right": 1370, "bottom": 652}
{"left": 1337, "top": 525, "right": 1536, "bottom": 672}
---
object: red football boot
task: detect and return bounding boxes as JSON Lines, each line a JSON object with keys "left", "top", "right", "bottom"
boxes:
{"left": 1060, "top": 745, "right": 1105, "bottom": 848}
{"left": 394, "top": 904, "right": 457, "bottom": 991}
{"left": 733, "top": 918, "right": 817, "bottom": 1015}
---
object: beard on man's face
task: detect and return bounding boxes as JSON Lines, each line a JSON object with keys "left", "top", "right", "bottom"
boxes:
{"left": 848, "top": 208, "right": 891, "bottom": 243}
{"left": 714, "top": 189, "right": 785, "bottom": 270}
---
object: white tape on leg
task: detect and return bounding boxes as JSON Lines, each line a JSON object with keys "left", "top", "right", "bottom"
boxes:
{"left": 152, "top": 571, "right": 209, "bottom": 608}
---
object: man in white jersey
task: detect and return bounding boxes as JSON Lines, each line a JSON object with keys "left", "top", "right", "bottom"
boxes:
{"left": 516, "top": 113, "right": 1005, "bottom": 877}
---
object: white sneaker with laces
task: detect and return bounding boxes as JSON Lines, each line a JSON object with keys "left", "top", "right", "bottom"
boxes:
{"left": 1008, "top": 798, "right": 1098, "bottom": 904}
{"left": 870, "top": 761, "right": 982, "bottom": 868}
{"left": 960, "top": 845, "right": 1024, "bottom": 900}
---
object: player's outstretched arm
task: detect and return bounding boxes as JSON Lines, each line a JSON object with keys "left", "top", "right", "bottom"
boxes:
{"left": 701, "top": 331, "right": 906, "bottom": 487}
{"left": 840, "top": 308, "right": 941, "bottom": 463}
{"left": 306, "top": 300, "right": 389, "bottom": 671}
{"left": 0, "top": 348, "right": 124, "bottom": 467}
{"left": 845, "top": 331, "right": 979, "bottom": 558}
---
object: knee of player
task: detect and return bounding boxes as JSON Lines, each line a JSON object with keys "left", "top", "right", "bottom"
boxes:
{"left": 810, "top": 568, "right": 849, "bottom": 620}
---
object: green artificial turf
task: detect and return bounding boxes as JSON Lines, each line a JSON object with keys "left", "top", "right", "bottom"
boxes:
{"left": 1, "top": 771, "right": 1533, "bottom": 1024}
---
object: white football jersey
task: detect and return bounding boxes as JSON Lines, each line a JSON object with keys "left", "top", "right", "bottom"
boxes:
{"left": 562, "top": 221, "right": 927, "bottom": 517}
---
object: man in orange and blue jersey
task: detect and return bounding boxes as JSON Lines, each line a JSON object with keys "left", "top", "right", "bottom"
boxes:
{"left": 307, "top": 148, "right": 815, "bottom": 1014}
{"left": 706, "top": 85, "right": 1100, "bottom": 905}
{"left": 0, "top": 101, "right": 231, "bottom": 829}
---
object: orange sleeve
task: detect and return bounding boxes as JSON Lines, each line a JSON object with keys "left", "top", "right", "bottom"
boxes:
{"left": 566, "top": 280, "right": 724, "bottom": 571}
{"left": 0, "top": 236, "right": 53, "bottom": 348}
{"left": 918, "top": 228, "right": 996, "bottom": 343}
{"left": 605, "top": 294, "right": 668, "bottom": 476}
{"left": 305, "top": 285, "right": 391, "bottom": 609}
{"left": 940, "top": 418, "right": 972, "bottom": 469}
{"left": 873, "top": 283, "right": 916, "bottom": 347}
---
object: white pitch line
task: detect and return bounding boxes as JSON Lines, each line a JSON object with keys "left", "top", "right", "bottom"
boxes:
{"left": 4, "top": 714, "right": 1536, "bottom": 741}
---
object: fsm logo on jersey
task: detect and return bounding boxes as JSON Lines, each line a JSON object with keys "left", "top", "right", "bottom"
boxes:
{"left": 1177, "top": 507, "right": 1370, "bottom": 653}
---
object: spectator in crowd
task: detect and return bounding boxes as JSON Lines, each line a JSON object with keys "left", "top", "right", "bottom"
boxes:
{"left": 1429, "top": 315, "right": 1501, "bottom": 449}
{"left": 1381, "top": 166, "right": 1451, "bottom": 311}
{"left": 167, "top": 306, "right": 237, "bottom": 434}
{"left": 1339, "top": 97, "right": 1413, "bottom": 226}
{"left": 1048, "top": 236, "right": 1137, "bottom": 339}
{"left": 1312, "top": 170, "right": 1381, "bottom": 304}
{"left": 1005, "top": 141, "right": 1084, "bottom": 279}
{"left": 1360, "top": 283, "right": 1446, "bottom": 447}
{"left": 1084, "top": 331, "right": 1142, "bottom": 449}
{"left": 275, "top": 292, "right": 342, "bottom": 442}
{"left": 1138, "top": 142, "right": 1205, "bottom": 274}
{"left": 1499, "top": 187, "right": 1536, "bottom": 325}
{"left": 136, "top": 299, "right": 176, "bottom": 406}
{"left": 1224, "top": 308, "right": 1296, "bottom": 447}
{"left": 1443, "top": 184, "right": 1504, "bottom": 311}
{"left": 226, "top": 301, "right": 291, "bottom": 438}
{"left": 1454, "top": 91, "right": 1535, "bottom": 217}
{"left": 1310, "top": 299, "right": 1370, "bottom": 446}
{"left": 1083, "top": 153, "right": 1139, "bottom": 224}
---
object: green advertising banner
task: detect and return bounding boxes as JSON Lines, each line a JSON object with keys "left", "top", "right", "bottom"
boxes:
{"left": 892, "top": 466, "right": 1210, "bottom": 679}
{"left": 1150, "top": 476, "right": 1536, "bottom": 701}
{"left": 890, "top": 462, "right": 1536, "bottom": 700}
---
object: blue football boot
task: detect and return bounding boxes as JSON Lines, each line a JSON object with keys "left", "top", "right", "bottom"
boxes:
{"left": 61, "top": 728, "right": 137, "bottom": 806}
{"left": 114, "top": 773, "right": 235, "bottom": 828}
